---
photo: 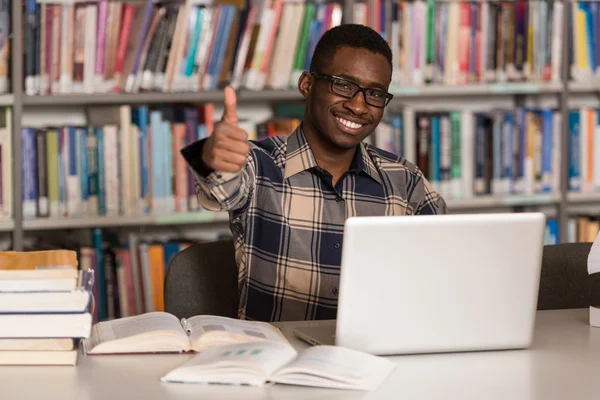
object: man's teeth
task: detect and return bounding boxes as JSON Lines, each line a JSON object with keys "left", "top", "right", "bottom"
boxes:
{"left": 336, "top": 116, "right": 363, "bottom": 129}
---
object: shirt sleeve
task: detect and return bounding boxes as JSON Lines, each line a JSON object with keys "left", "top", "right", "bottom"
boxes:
{"left": 180, "top": 139, "right": 256, "bottom": 212}
{"left": 410, "top": 168, "right": 449, "bottom": 215}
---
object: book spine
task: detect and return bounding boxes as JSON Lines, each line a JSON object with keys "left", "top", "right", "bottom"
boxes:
{"left": 78, "top": 127, "right": 89, "bottom": 216}
{"left": 184, "top": 108, "right": 199, "bottom": 211}
{"left": 96, "top": 127, "right": 106, "bottom": 216}
{"left": 541, "top": 109, "right": 553, "bottom": 193}
{"left": 36, "top": 130, "right": 49, "bottom": 218}
{"left": 139, "top": 107, "right": 150, "bottom": 214}
{"left": 67, "top": 127, "right": 81, "bottom": 217}
{"left": 113, "top": 4, "right": 135, "bottom": 89}
{"left": 84, "top": 4, "right": 97, "bottom": 93}
{"left": 104, "top": 125, "right": 119, "bottom": 216}
{"left": 430, "top": 115, "right": 440, "bottom": 193}
{"left": 22, "top": 129, "right": 38, "bottom": 219}
{"left": 95, "top": 0, "right": 109, "bottom": 92}
{"left": 86, "top": 128, "right": 99, "bottom": 216}
{"left": 92, "top": 228, "right": 106, "bottom": 321}
{"left": 503, "top": 112, "right": 515, "bottom": 194}
{"left": 24, "top": 0, "right": 36, "bottom": 95}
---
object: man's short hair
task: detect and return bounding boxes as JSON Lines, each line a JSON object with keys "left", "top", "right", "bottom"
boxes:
{"left": 309, "top": 24, "right": 393, "bottom": 73}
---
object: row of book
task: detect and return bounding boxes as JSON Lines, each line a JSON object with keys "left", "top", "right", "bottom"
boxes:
{"left": 357, "top": 0, "right": 563, "bottom": 86}
{"left": 80, "top": 229, "right": 194, "bottom": 322}
{"left": 12, "top": 0, "right": 600, "bottom": 95}
{"left": 567, "top": 109, "right": 600, "bottom": 193}
{"left": 21, "top": 103, "right": 301, "bottom": 220}
{"left": 18, "top": 104, "right": 600, "bottom": 221}
{"left": 544, "top": 216, "right": 600, "bottom": 245}
{"left": 373, "top": 107, "right": 562, "bottom": 199}
{"left": 374, "top": 107, "right": 600, "bottom": 199}
{"left": 0, "top": 250, "right": 92, "bottom": 366}
{"left": 22, "top": 0, "right": 341, "bottom": 95}
{"left": 569, "top": 216, "right": 600, "bottom": 243}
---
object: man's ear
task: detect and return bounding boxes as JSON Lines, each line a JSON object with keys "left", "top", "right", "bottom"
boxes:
{"left": 298, "top": 71, "right": 312, "bottom": 99}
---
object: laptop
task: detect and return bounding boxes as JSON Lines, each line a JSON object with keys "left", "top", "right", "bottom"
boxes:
{"left": 294, "top": 212, "right": 546, "bottom": 355}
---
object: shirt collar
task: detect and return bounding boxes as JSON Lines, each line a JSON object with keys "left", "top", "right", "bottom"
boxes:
{"left": 284, "top": 124, "right": 382, "bottom": 185}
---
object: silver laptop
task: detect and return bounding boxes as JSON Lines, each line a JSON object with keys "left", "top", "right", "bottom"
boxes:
{"left": 294, "top": 212, "right": 546, "bottom": 355}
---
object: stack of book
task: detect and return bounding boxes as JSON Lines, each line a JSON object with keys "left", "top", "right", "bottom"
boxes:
{"left": 0, "top": 250, "right": 93, "bottom": 366}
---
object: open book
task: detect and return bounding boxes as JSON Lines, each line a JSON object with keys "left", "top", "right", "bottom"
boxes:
{"left": 83, "top": 312, "right": 289, "bottom": 354}
{"left": 161, "top": 340, "right": 396, "bottom": 391}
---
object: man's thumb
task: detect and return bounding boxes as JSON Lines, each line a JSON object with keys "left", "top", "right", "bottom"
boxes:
{"left": 222, "top": 86, "right": 238, "bottom": 126}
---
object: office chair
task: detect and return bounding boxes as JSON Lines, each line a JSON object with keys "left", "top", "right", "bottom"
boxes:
{"left": 537, "top": 242, "right": 600, "bottom": 310}
{"left": 164, "top": 238, "right": 239, "bottom": 320}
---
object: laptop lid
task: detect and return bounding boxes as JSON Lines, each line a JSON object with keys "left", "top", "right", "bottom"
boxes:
{"left": 334, "top": 212, "right": 546, "bottom": 355}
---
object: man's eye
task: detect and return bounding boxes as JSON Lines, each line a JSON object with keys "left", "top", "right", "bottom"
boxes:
{"left": 367, "top": 90, "right": 385, "bottom": 98}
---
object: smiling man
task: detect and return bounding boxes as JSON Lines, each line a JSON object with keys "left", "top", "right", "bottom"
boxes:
{"left": 182, "top": 24, "right": 448, "bottom": 323}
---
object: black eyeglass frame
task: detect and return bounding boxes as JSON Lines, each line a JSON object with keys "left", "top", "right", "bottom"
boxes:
{"left": 310, "top": 72, "right": 394, "bottom": 108}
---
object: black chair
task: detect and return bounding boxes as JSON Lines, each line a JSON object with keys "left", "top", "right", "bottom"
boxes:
{"left": 537, "top": 242, "right": 600, "bottom": 310}
{"left": 164, "top": 238, "right": 239, "bottom": 320}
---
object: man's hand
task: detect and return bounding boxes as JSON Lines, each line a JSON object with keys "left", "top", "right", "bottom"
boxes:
{"left": 201, "top": 86, "right": 251, "bottom": 173}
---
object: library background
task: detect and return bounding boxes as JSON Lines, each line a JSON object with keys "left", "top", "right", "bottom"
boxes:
{"left": 0, "top": 0, "right": 598, "bottom": 321}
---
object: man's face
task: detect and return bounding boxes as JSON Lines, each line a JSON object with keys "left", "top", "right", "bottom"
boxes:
{"left": 299, "top": 46, "right": 392, "bottom": 151}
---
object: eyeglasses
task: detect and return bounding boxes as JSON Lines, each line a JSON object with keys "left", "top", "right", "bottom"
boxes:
{"left": 310, "top": 72, "right": 393, "bottom": 108}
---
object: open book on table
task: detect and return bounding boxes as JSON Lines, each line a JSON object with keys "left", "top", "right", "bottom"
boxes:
{"left": 161, "top": 340, "right": 397, "bottom": 391}
{"left": 83, "top": 312, "right": 289, "bottom": 354}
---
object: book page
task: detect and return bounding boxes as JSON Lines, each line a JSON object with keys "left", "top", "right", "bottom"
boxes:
{"left": 272, "top": 345, "right": 397, "bottom": 391}
{"left": 185, "top": 315, "right": 289, "bottom": 352}
{"left": 161, "top": 341, "right": 298, "bottom": 386}
{"left": 85, "top": 312, "right": 189, "bottom": 354}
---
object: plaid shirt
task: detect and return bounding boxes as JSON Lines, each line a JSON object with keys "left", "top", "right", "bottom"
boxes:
{"left": 182, "top": 124, "right": 447, "bottom": 322}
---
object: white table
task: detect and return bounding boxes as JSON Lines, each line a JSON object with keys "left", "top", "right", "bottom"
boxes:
{"left": 1, "top": 308, "right": 599, "bottom": 400}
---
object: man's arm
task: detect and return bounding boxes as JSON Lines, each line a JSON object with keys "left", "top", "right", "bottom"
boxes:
{"left": 181, "top": 139, "right": 255, "bottom": 212}
{"left": 180, "top": 86, "right": 254, "bottom": 212}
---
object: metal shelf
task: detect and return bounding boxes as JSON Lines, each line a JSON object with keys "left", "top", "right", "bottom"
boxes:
{"left": 0, "top": 219, "right": 15, "bottom": 232}
{"left": 22, "top": 212, "right": 229, "bottom": 231}
{"left": 569, "top": 81, "right": 600, "bottom": 93}
{"left": 567, "top": 192, "right": 600, "bottom": 203}
{"left": 446, "top": 193, "right": 560, "bottom": 210}
{"left": 21, "top": 82, "right": 565, "bottom": 106}
{"left": 22, "top": 90, "right": 304, "bottom": 106}
{"left": 0, "top": 94, "right": 13, "bottom": 106}
{"left": 390, "top": 82, "right": 563, "bottom": 97}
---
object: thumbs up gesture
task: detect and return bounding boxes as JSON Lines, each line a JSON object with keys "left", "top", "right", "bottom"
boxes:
{"left": 202, "top": 86, "right": 251, "bottom": 173}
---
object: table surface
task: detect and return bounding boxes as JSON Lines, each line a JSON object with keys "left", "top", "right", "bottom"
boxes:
{"left": 1, "top": 308, "right": 599, "bottom": 400}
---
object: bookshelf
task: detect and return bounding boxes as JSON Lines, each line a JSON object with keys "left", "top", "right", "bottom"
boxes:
{"left": 3, "top": 0, "right": 600, "bottom": 251}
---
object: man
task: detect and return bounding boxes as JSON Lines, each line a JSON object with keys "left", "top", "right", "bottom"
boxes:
{"left": 182, "top": 24, "right": 448, "bottom": 322}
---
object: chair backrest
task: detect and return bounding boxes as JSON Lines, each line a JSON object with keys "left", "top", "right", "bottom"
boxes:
{"left": 537, "top": 242, "right": 600, "bottom": 310}
{"left": 164, "top": 239, "right": 239, "bottom": 320}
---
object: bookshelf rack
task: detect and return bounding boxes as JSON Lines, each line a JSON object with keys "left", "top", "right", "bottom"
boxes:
{"left": 0, "top": 220, "right": 15, "bottom": 232}
{"left": 390, "top": 82, "right": 563, "bottom": 97}
{"left": 3, "top": 0, "right": 600, "bottom": 249}
{"left": 21, "top": 211, "right": 229, "bottom": 231}
{"left": 22, "top": 90, "right": 305, "bottom": 106}
{"left": 567, "top": 192, "right": 600, "bottom": 204}
{"left": 569, "top": 82, "right": 600, "bottom": 93}
{"left": 0, "top": 95, "right": 13, "bottom": 106}
{"left": 446, "top": 194, "right": 561, "bottom": 210}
